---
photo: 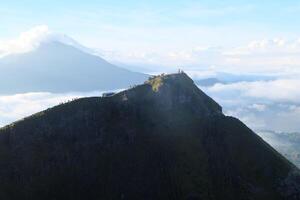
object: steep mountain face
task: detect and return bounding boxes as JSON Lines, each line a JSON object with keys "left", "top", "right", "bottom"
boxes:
{"left": 0, "top": 41, "right": 148, "bottom": 94}
{"left": 0, "top": 73, "right": 299, "bottom": 200}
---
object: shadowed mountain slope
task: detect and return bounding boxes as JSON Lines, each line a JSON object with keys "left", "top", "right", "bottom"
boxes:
{"left": 0, "top": 73, "right": 299, "bottom": 200}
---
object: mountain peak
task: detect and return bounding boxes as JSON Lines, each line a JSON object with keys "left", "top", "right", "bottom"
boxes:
{"left": 146, "top": 72, "right": 193, "bottom": 92}
{"left": 0, "top": 72, "right": 299, "bottom": 199}
{"left": 86, "top": 72, "right": 223, "bottom": 127}
{"left": 36, "top": 38, "right": 96, "bottom": 56}
{"left": 128, "top": 72, "right": 223, "bottom": 116}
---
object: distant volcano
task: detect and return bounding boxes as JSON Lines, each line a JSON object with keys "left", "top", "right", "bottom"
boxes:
{"left": 0, "top": 73, "right": 299, "bottom": 200}
{"left": 0, "top": 41, "right": 148, "bottom": 94}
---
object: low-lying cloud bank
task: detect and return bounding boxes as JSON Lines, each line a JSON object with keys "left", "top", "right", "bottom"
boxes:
{"left": 201, "top": 78, "right": 300, "bottom": 132}
{"left": 207, "top": 79, "right": 300, "bottom": 103}
{"left": 0, "top": 91, "right": 109, "bottom": 127}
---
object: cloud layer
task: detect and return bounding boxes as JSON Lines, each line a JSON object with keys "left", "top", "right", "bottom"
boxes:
{"left": 207, "top": 79, "right": 300, "bottom": 103}
{"left": 201, "top": 79, "right": 300, "bottom": 132}
{"left": 100, "top": 37, "right": 300, "bottom": 75}
{"left": 0, "top": 91, "right": 103, "bottom": 127}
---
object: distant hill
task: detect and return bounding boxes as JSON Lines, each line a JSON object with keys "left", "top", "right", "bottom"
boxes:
{"left": 0, "top": 41, "right": 148, "bottom": 94}
{"left": 0, "top": 73, "right": 299, "bottom": 200}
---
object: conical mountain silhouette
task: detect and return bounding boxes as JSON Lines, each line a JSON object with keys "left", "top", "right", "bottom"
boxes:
{"left": 0, "top": 41, "right": 148, "bottom": 94}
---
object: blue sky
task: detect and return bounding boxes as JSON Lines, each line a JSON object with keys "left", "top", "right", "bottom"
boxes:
{"left": 1, "top": 1, "right": 300, "bottom": 71}
{"left": 1, "top": 0, "right": 300, "bottom": 42}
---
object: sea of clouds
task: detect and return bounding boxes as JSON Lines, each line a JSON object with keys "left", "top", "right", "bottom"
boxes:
{"left": 0, "top": 91, "right": 104, "bottom": 127}
{"left": 200, "top": 78, "right": 300, "bottom": 132}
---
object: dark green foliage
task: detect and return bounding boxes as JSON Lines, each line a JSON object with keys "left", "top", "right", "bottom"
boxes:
{"left": 0, "top": 73, "right": 299, "bottom": 200}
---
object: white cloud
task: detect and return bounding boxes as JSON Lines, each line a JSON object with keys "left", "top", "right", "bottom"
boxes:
{"left": 248, "top": 104, "right": 266, "bottom": 112}
{"left": 100, "top": 37, "right": 300, "bottom": 75}
{"left": 220, "top": 38, "right": 300, "bottom": 73}
{"left": 0, "top": 25, "right": 94, "bottom": 58}
{"left": 201, "top": 79, "right": 300, "bottom": 132}
{"left": 0, "top": 90, "right": 113, "bottom": 127}
{"left": 0, "top": 25, "right": 50, "bottom": 57}
{"left": 223, "top": 37, "right": 300, "bottom": 57}
{"left": 208, "top": 79, "right": 300, "bottom": 103}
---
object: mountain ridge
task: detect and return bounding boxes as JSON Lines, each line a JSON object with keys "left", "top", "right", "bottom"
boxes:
{"left": 0, "top": 72, "right": 299, "bottom": 200}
